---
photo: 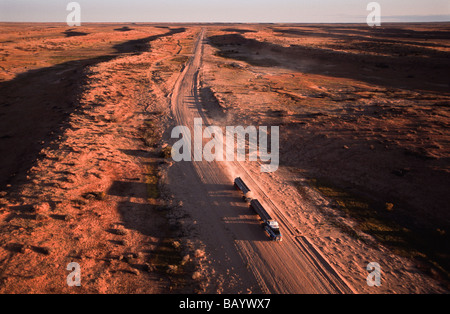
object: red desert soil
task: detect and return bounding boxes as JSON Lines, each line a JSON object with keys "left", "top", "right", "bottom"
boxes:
{"left": 0, "top": 23, "right": 449, "bottom": 293}
{"left": 201, "top": 23, "right": 450, "bottom": 291}
{"left": 0, "top": 23, "right": 202, "bottom": 293}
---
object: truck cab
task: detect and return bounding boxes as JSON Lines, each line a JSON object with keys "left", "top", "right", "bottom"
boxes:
{"left": 264, "top": 220, "right": 282, "bottom": 242}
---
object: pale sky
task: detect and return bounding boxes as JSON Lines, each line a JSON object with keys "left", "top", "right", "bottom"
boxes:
{"left": 1, "top": 0, "right": 449, "bottom": 23}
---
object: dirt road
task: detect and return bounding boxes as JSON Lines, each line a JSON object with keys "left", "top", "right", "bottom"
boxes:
{"left": 166, "top": 28, "right": 355, "bottom": 294}
{"left": 0, "top": 23, "right": 446, "bottom": 294}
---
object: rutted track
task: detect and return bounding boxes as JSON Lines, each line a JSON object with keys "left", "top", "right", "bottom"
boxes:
{"left": 168, "top": 28, "right": 355, "bottom": 294}
{"left": 232, "top": 162, "right": 356, "bottom": 294}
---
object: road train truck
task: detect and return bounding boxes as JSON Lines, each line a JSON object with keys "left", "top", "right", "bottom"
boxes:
{"left": 234, "top": 177, "right": 282, "bottom": 242}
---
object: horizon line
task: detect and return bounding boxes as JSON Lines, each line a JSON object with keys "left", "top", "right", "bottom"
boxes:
{"left": 1, "top": 20, "right": 449, "bottom": 24}
{"left": 1, "top": 14, "right": 449, "bottom": 24}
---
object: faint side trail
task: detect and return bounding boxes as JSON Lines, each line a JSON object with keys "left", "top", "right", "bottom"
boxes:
{"left": 0, "top": 29, "right": 193, "bottom": 293}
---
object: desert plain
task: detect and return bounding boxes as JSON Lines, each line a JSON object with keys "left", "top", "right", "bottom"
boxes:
{"left": 0, "top": 22, "right": 449, "bottom": 294}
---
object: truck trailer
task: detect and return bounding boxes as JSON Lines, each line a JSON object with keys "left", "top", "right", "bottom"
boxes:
{"left": 233, "top": 177, "right": 282, "bottom": 241}
{"left": 249, "top": 199, "right": 282, "bottom": 242}
{"left": 234, "top": 177, "right": 251, "bottom": 195}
